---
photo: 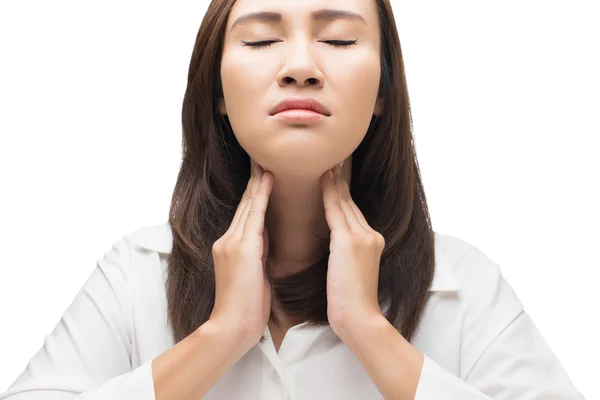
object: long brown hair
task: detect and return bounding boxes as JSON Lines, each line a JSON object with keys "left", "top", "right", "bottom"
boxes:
{"left": 165, "top": 0, "right": 435, "bottom": 345}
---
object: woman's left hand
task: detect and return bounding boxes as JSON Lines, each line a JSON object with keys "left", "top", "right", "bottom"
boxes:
{"left": 321, "top": 162, "right": 386, "bottom": 341}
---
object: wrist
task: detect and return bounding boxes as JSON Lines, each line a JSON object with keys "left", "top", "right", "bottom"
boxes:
{"left": 337, "top": 312, "right": 389, "bottom": 350}
{"left": 196, "top": 318, "right": 256, "bottom": 360}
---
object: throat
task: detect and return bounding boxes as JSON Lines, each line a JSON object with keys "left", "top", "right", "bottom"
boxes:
{"left": 269, "top": 323, "right": 288, "bottom": 354}
{"left": 268, "top": 317, "right": 305, "bottom": 354}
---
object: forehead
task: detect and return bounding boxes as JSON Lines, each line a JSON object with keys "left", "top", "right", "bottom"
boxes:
{"left": 226, "top": 0, "right": 379, "bottom": 30}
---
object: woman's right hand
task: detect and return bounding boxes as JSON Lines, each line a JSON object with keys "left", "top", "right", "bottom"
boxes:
{"left": 209, "top": 160, "right": 274, "bottom": 348}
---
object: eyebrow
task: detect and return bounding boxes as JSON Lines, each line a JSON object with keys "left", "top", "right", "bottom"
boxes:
{"left": 229, "top": 8, "right": 368, "bottom": 33}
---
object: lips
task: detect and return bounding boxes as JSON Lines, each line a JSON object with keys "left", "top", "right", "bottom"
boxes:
{"left": 269, "top": 98, "right": 331, "bottom": 116}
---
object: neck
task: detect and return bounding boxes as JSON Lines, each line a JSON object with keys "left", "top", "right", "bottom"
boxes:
{"left": 264, "top": 158, "right": 351, "bottom": 278}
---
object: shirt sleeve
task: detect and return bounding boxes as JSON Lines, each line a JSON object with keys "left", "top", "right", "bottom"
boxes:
{"left": 414, "top": 251, "right": 585, "bottom": 400}
{"left": 0, "top": 238, "right": 156, "bottom": 400}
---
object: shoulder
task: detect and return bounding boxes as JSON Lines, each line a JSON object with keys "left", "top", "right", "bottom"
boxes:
{"left": 432, "top": 231, "right": 524, "bottom": 344}
{"left": 95, "top": 221, "right": 171, "bottom": 284}
{"left": 432, "top": 231, "right": 524, "bottom": 363}
{"left": 126, "top": 221, "right": 173, "bottom": 254}
{"left": 433, "top": 231, "right": 519, "bottom": 302}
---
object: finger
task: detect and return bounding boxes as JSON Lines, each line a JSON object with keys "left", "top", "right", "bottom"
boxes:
{"left": 348, "top": 199, "right": 371, "bottom": 232}
{"left": 230, "top": 161, "right": 262, "bottom": 235}
{"left": 234, "top": 163, "right": 264, "bottom": 237}
{"left": 262, "top": 226, "right": 269, "bottom": 266}
{"left": 228, "top": 162, "right": 256, "bottom": 234}
{"left": 332, "top": 163, "right": 366, "bottom": 233}
{"left": 334, "top": 163, "right": 370, "bottom": 233}
{"left": 243, "top": 171, "right": 273, "bottom": 241}
{"left": 322, "top": 166, "right": 350, "bottom": 232}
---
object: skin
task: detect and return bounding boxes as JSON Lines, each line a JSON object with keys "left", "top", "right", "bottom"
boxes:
{"left": 218, "top": 0, "right": 385, "bottom": 280}
{"left": 214, "top": 2, "right": 425, "bottom": 397}
{"left": 154, "top": 2, "right": 423, "bottom": 398}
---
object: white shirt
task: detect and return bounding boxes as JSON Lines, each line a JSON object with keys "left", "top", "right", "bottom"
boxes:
{"left": 0, "top": 222, "right": 585, "bottom": 399}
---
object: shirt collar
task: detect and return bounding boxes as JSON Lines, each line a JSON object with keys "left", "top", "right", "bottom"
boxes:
{"left": 129, "top": 221, "right": 174, "bottom": 254}
{"left": 129, "top": 222, "right": 460, "bottom": 292}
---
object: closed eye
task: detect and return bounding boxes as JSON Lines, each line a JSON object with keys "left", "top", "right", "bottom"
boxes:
{"left": 241, "top": 39, "right": 358, "bottom": 50}
{"left": 322, "top": 40, "right": 358, "bottom": 48}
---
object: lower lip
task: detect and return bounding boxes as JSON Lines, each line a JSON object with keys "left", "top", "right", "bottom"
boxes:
{"left": 271, "top": 109, "right": 327, "bottom": 122}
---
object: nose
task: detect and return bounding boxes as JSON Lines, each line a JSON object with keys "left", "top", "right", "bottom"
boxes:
{"left": 276, "top": 38, "right": 325, "bottom": 89}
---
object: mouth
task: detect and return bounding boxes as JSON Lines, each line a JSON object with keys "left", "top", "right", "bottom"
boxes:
{"left": 270, "top": 109, "right": 328, "bottom": 122}
{"left": 269, "top": 97, "right": 331, "bottom": 117}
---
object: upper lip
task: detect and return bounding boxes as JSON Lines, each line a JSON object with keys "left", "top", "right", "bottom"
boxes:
{"left": 269, "top": 97, "right": 331, "bottom": 116}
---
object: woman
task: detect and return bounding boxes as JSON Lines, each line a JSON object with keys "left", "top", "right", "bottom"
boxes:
{"left": 0, "top": 0, "right": 585, "bottom": 399}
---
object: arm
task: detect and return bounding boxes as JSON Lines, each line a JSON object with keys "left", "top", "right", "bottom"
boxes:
{"left": 342, "top": 313, "right": 424, "bottom": 400}
{"left": 151, "top": 318, "right": 249, "bottom": 400}
{"left": 344, "top": 261, "right": 585, "bottom": 400}
{"left": 0, "top": 237, "right": 249, "bottom": 400}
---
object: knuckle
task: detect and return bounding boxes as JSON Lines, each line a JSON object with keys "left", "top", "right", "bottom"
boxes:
{"left": 248, "top": 205, "right": 264, "bottom": 218}
{"left": 367, "top": 235, "right": 378, "bottom": 247}
{"left": 376, "top": 232, "right": 385, "bottom": 247}
{"left": 212, "top": 239, "right": 224, "bottom": 255}
{"left": 357, "top": 233, "right": 376, "bottom": 248}
{"left": 365, "top": 232, "right": 385, "bottom": 249}
{"left": 331, "top": 200, "right": 343, "bottom": 210}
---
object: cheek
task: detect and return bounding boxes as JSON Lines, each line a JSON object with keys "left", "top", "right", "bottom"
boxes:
{"left": 219, "top": 53, "right": 270, "bottom": 153}
{"left": 221, "top": 59, "right": 246, "bottom": 106}
{"left": 220, "top": 52, "right": 266, "bottom": 108}
{"left": 332, "top": 57, "right": 380, "bottom": 123}
{"left": 338, "top": 59, "right": 380, "bottom": 104}
{"left": 325, "top": 58, "right": 380, "bottom": 154}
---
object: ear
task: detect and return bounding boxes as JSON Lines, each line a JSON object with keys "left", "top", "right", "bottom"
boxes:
{"left": 374, "top": 97, "right": 384, "bottom": 116}
{"left": 218, "top": 98, "right": 227, "bottom": 115}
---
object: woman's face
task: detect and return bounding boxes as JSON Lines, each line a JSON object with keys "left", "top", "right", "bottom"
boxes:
{"left": 219, "top": 0, "right": 383, "bottom": 177}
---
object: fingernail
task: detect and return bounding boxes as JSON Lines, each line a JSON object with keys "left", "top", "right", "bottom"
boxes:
{"left": 339, "top": 161, "right": 344, "bottom": 169}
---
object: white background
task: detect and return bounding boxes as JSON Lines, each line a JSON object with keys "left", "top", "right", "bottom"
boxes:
{"left": 0, "top": 0, "right": 598, "bottom": 398}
